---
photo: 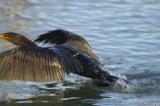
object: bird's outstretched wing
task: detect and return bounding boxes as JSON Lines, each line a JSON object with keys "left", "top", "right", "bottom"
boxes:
{"left": 65, "top": 36, "right": 99, "bottom": 61}
{"left": 0, "top": 46, "right": 82, "bottom": 82}
{"left": 34, "top": 29, "right": 99, "bottom": 61}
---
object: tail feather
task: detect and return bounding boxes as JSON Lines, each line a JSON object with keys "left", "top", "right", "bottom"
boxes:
{"left": 74, "top": 53, "right": 128, "bottom": 87}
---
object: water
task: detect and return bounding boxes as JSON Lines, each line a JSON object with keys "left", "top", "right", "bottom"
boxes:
{"left": 0, "top": 0, "right": 160, "bottom": 106}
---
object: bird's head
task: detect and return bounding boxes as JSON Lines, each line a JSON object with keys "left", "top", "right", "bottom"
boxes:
{"left": 0, "top": 32, "right": 37, "bottom": 47}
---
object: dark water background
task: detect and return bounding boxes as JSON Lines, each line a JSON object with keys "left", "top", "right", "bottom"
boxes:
{"left": 0, "top": 0, "right": 160, "bottom": 106}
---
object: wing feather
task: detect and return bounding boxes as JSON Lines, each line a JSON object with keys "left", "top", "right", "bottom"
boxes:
{"left": 0, "top": 46, "right": 80, "bottom": 82}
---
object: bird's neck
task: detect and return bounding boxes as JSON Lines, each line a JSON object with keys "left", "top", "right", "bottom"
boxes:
{"left": 19, "top": 38, "right": 37, "bottom": 47}
{"left": 22, "top": 41, "right": 37, "bottom": 47}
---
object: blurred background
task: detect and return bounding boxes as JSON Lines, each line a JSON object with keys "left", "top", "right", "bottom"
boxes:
{"left": 0, "top": 0, "right": 160, "bottom": 106}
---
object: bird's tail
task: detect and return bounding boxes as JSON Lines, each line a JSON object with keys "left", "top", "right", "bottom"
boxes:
{"left": 75, "top": 53, "right": 128, "bottom": 87}
{"left": 93, "top": 66, "right": 128, "bottom": 87}
{"left": 92, "top": 74, "right": 128, "bottom": 87}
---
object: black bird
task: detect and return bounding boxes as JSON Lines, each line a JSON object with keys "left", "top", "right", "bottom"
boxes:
{"left": 0, "top": 29, "right": 120, "bottom": 86}
{"left": 34, "top": 29, "right": 99, "bottom": 61}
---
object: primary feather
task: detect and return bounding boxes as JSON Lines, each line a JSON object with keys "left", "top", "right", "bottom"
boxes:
{"left": 0, "top": 46, "right": 82, "bottom": 82}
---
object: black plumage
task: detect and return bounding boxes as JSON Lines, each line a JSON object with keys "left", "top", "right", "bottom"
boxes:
{"left": 0, "top": 29, "right": 121, "bottom": 86}
{"left": 35, "top": 29, "right": 99, "bottom": 61}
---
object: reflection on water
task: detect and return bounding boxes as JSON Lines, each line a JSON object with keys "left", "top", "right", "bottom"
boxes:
{"left": 0, "top": 80, "right": 103, "bottom": 106}
{"left": 0, "top": 0, "right": 160, "bottom": 106}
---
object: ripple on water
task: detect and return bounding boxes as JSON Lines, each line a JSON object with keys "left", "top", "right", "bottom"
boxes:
{"left": 0, "top": 0, "right": 160, "bottom": 106}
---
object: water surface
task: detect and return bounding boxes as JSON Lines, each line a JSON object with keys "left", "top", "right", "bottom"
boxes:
{"left": 0, "top": 0, "right": 160, "bottom": 106}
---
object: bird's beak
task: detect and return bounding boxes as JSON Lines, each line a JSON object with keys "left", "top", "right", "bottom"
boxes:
{"left": 0, "top": 34, "right": 10, "bottom": 42}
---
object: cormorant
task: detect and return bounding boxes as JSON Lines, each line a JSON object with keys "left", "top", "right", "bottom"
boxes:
{"left": 0, "top": 29, "right": 120, "bottom": 86}
{"left": 34, "top": 29, "right": 99, "bottom": 61}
